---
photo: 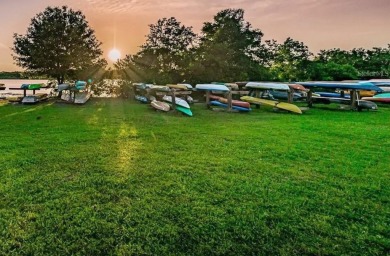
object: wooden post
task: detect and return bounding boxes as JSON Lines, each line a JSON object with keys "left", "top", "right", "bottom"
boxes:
{"left": 287, "top": 89, "right": 294, "bottom": 103}
{"left": 206, "top": 90, "right": 210, "bottom": 109}
{"left": 227, "top": 91, "right": 233, "bottom": 112}
{"left": 171, "top": 89, "right": 176, "bottom": 112}
{"left": 23, "top": 89, "right": 27, "bottom": 97}
{"left": 307, "top": 89, "right": 313, "bottom": 107}
{"left": 351, "top": 89, "right": 357, "bottom": 110}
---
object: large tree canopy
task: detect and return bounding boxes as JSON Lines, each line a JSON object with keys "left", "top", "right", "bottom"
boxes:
{"left": 13, "top": 6, "right": 106, "bottom": 84}
{"left": 119, "top": 17, "right": 196, "bottom": 84}
{"left": 189, "top": 9, "right": 269, "bottom": 83}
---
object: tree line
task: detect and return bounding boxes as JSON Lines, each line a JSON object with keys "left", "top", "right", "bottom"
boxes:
{"left": 12, "top": 6, "right": 390, "bottom": 87}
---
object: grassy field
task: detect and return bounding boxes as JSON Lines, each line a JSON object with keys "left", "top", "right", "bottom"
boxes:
{"left": 0, "top": 99, "right": 389, "bottom": 255}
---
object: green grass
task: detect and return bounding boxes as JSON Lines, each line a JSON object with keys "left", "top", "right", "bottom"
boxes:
{"left": 0, "top": 99, "right": 389, "bottom": 255}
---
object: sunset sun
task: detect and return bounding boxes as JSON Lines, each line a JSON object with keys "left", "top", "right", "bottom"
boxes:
{"left": 108, "top": 48, "right": 121, "bottom": 62}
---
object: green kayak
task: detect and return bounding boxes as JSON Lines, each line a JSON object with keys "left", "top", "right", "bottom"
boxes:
{"left": 28, "top": 84, "right": 42, "bottom": 90}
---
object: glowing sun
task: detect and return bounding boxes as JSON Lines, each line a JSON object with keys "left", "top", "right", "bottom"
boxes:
{"left": 108, "top": 48, "right": 121, "bottom": 62}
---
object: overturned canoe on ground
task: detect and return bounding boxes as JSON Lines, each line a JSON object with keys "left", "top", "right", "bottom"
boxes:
{"left": 74, "top": 92, "right": 91, "bottom": 104}
{"left": 151, "top": 100, "right": 170, "bottom": 112}
{"left": 58, "top": 83, "right": 70, "bottom": 91}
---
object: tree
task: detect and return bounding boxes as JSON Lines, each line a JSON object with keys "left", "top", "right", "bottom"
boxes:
{"left": 13, "top": 6, "right": 106, "bottom": 85}
{"left": 268, "top": 37, "right": 313, "bottom": 81}
{"left": 189, "top": 9, "right": 270, "bottom": 83}
{"left": 121, "top": 17, "right": 196, "bottom": 84}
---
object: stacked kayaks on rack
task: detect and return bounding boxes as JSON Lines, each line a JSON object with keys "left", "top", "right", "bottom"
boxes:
{"left": 162, "top": 95, "right": 192, "bottom": 116}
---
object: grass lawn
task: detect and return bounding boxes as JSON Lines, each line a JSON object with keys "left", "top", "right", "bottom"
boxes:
{"left": 0, "top": 99, "right": 389, "bottom": 255}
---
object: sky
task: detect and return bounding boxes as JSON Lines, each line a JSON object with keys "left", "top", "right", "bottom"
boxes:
{"left": 1, "top": 0, "right": 390, "bottom": 71}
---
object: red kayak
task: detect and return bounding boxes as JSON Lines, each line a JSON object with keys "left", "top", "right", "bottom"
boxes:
{"left": 209, "top": 94, "right": 222, "bottom": 100}
{"left": 218, "top": 97, "right": 251, "bottom": 108}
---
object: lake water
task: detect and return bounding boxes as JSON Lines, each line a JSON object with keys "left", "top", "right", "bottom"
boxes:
{"left": 0, "top": 79, "right": 52, "bottom": 95}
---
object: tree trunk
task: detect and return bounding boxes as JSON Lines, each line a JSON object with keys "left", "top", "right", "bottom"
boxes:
{"left": 57, "top": 76, "right": 63, "bottom": 98}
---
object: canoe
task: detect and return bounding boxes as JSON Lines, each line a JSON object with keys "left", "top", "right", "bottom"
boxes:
{"left": 22, "top": 96, "right": 38, "bottom": 104}
{"left": 28, "top": 84, "right": 42, "bottom": 90}
{"left": 373, "top": 93, "right": 390, "bottom": 98}
{"left": 212, "top": 82, "right": 239, "bottom": 90}
{"left": 357, "top": 100, "right": 378, "bottom": 110}
{"left": 163, "top": 95, "right": 190, "bottom": 109}
{"left": 288, "top": 84, "right": 307, "bottom": 91}
{"left": 167, "top": 84, "right": 188, "bottom": 90}
{"left": 297, "top": 82, "right": 382, "bottom": 92}
{"left": 315, "top": 92, "right": 350, "bottom": 98}
{"left": 58, "top": 83, "right": 70, "bottom": 91}
{"left": 209, "top": 95, "right": 222, "bottom": 101}
{"left": 74, "top": 92, "right": 91, "bottom": 104}
{"left": 149, "top": 85, "right": 170, "bottom": 92}
{"left": 210, "top": 101, "right": 251, "bottom": 112}
{"left": 195, "top": 84, "right": 230, "bottom": 92}
{"left": 245, "top": 82, "right": 290, "bottom": 91}
{"left": 361, "top": 97, "right": 390, "bottom": 103}
{"left": 176, "top": 106, "right": 193, "bottom": 116}
{"left": 241, "top": 96, "right": 302, "bottom": 114}
{"left": 75, "top": 81, "right": 87, "bottom": 90}
{"left": 379, "top": 87, "right": 390, "bottom": 92}
{"left": 224, "top": 83, "right": 239, "bottom": 90}
{"left": 218, "top": 97, "right": 251, "bottom": 108}
{"left": 151, "top": 100, "right": 170, "bottom": 112}
{"left": 312, "top": 96, "right": 350, "bottom": 104}
{"left": 177, "top": 83, "right": 193, "bottom": 89}
{"left": 269, "top": 91, "right": 305, "bottom": 100}
{"left": 135, "top": 95, "right": 148, "bottom": 103}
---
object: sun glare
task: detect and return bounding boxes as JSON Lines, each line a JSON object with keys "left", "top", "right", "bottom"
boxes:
{"left": 108, "top": 48, "right": 121, "bottom": 62}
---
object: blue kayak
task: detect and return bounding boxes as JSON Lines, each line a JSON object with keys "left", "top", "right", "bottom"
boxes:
{"left": 269, "top": 91, "right": 305, "bottom": 100}
{"left": 75, "top": 81, "right": 87, "bottom": 90}
{"left": 210, "top": 100, "right": 251, "bottom": 112}
{"left": 135, "top": 95, "right": 148, "bottom": 103}
{"left": 297, "top": 82, "right": 383, "bottom": 92}
{"left": 315, "top": 92, "right": 350, "bottom": 98}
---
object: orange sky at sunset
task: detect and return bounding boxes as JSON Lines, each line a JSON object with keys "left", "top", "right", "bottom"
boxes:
{"left": 1, "top": 0, "right": 390, "bottom": 71}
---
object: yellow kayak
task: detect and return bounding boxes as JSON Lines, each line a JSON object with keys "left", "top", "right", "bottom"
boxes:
{"left": 241, "top": 96, "right": 302, "bottom": 114}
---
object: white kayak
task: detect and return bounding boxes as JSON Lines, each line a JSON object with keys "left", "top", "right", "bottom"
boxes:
{"left": 162, "top": 95, "right": 190, "bottom": 109}
{"left": 74, "top": 92, "right": 91, "bottom": 104}
{"left": 195, "top": 84, "right": 230, "bottom": 92}
{"left": 245, "top": 82, "right": 290, "bottom": 91}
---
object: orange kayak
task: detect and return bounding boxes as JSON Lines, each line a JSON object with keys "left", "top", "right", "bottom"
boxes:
{"left": 218, "top": 97, "right": 251, "bottom": 108}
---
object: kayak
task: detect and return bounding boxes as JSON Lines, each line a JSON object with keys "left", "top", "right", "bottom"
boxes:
{"left": 196, "top": 84, "right": 230, "bottom": 92}
{"left": 151, "top": 100, "right": 170, "bottom": 112}
{"left": 162, "top": 95, "right": 190, "bottom": 109}
{"left": 210, "top": 100, "right": 251, "bottom": 112}
{"left": 218, "top": 97, "right": 251, "bottom": 108}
